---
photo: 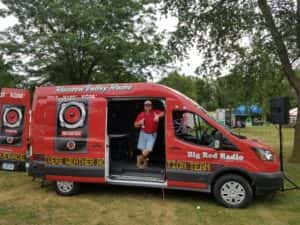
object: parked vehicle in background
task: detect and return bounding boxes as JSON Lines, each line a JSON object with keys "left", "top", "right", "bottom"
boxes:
{"left": 0, "top": 88, "right": 30, "bottom": 171}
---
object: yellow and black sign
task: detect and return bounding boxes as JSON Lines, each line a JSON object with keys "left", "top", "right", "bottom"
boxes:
{"left": 0, "top": 152, "right": 25, "bottom": 161}
{"left": 167, "top": 160, "right": 211, "bottom": 172}
{"left": 46, "top": 156, "right": 104, "bottom": 168}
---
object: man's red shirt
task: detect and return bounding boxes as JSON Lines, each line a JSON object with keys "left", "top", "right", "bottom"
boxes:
{"left": 135, "top": 109, "right": 163, "bottom": 133}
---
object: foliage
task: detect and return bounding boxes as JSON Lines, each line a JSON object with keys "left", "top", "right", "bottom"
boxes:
{"left": 0, "top": 0, "right": 170, "bottom": 85}
{"left": 193, "top": 77, "right": 217, "bottom": 111}
{"left": 163, "top": 0, "right": 299, "bottom": 76}
{"left": 159, "top": 71, "right": 198, "bottom": 100}
{"left": 215, "top": 50, "right": 296, "bottom": 112}
{"left": 0, "top": 55, "right": 21, "bottom": 88}
{"left": 160, "top": 68, "right": 293, "bottom": 114}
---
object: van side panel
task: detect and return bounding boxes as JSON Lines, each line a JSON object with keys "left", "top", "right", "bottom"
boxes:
{"left": 0, "top": 88, "right": 30, "bottom": 171}
{"left": 30, "top": 94, "right": 106, "bottom": 182}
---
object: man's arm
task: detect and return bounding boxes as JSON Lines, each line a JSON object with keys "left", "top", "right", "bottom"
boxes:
{"left": 134, "top": 113, "right": 144, "bottom": 128}
{"left": 134, "top": 119, "right": 144, "bottom": 128}
{"left": 157, "top": 111, "right": 164, "bottom": 118}
{"left": 154, "top": 110, "right": 164, "bottom": 122}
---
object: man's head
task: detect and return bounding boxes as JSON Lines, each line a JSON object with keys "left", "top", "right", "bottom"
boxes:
{"left": 144, "top": 100, "right": 152, "bottom": 112}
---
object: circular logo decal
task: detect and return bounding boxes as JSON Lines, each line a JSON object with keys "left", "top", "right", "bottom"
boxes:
{"left": 63, "top": 106, "right": 82, "bottom": 124}
{"left": 66, "top": 140, "right": 76, "bottom": 150}
{"left": 59, "top": 102, "right": 86, "bottom": 129}
{"left": 6, "top": 110, "right": 19, "bottom": 124}
{"left": 6, "top": 137, "right": 14, "bottom": 144}
{"left": 3, "top": 107, "right": 23, "bottom": 128}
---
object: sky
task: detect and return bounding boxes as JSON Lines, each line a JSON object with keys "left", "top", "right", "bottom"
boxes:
{"left": 0, "top": 2, "right": 204, "bottom": 78}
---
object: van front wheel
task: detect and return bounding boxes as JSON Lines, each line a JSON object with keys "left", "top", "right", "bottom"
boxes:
{"left": 213, "top": 174, "right": 253, "bottom": 208}
{"left": 55, "top": 181, "right": 80, "bottom": 196}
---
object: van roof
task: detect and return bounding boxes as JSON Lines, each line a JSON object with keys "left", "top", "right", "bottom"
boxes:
{"left": 35, "top": 82, "right": 196, "bottom": 104}
{"left": 33, "top": 82, "right": 205, "bottom": 112}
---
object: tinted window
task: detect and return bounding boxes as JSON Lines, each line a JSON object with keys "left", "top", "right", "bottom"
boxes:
{"left": 172, "top": 111, "right": 217, "bottom": 147}
{"left": 172, "top": 111, "right": 238, "bottom": 150}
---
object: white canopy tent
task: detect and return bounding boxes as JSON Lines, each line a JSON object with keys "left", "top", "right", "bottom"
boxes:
{"left": 289, "top": 107, "right": 298, "bottom": 124}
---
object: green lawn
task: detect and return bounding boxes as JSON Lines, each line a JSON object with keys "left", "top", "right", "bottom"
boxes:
{"left": 0, "top": 125, "right": 299, "bottom": 225}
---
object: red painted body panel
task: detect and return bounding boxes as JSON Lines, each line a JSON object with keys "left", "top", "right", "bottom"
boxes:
{"left": 31, "top": 92, "right": 106, "bottom": 161}
{"left": 46, "top": 175, "right": 105, "bottom": 183}
{"left": 168, "top": 180, "right": 208, "bottom": 189}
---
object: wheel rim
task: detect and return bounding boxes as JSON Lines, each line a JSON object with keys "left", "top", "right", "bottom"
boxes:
{"left": 57, "top": 181, "right": 74, "bottom": 193}
{"left": 220, "top": 181, "right": 246, "bottom": 205}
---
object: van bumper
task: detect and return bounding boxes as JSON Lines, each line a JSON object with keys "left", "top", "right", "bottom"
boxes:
{"left": 0, "top": 159, "right": 26, "bottom": 171}
{"left": 28, "top": 161, "right": 46, "bottom": 178}
{"left": 251, "top": 171, "right": 283, "bottom": 195}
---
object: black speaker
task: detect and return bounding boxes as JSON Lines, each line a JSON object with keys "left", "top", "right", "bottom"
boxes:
{"left": 270, "top": 97, "right": 290, "bottom": 124}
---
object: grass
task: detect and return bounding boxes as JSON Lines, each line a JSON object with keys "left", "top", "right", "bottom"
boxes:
{"left": 0, "top": 125, "right": 299, "bottom": 225}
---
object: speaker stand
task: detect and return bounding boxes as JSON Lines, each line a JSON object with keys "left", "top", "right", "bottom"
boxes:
{"left": 278, "top": 124, "right": 300, "bottom": 191}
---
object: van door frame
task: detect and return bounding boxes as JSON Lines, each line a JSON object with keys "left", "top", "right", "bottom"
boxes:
{"left": 105, "top": 97, "right": 167, "bottom": 188}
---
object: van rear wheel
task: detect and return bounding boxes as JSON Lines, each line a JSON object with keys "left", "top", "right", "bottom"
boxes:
{"left": 55, "top": 181, "right": 80, "bottom": 196}
{"left": 213, "top": 174, "right": 253, "bottom": 208}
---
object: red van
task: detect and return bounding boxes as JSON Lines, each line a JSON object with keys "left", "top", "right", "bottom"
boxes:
{"left": 0, "top": 88, "right": 30, "bottom": 171}
{"left": 27, "top": 83, "right": 282, "bottom": 208}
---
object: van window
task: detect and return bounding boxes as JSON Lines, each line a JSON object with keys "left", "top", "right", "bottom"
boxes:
{"left": 172, "top": 111, "right": 217, "bottom": 147}
{"left": 172, "top": 111, "right": 238, "bottom": 150}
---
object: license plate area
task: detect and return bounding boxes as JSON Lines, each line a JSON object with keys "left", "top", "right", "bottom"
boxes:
{"left": 2, "top": 163, "right": 15, "bottom": 171}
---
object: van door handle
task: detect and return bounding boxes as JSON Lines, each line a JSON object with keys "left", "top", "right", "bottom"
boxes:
{"left": 170, "top": 146, "right": 181, "bottom": 151}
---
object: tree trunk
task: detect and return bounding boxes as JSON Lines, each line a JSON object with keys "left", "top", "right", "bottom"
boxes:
{"left": 289, "top": 97, "right": 300, "bottom": 162}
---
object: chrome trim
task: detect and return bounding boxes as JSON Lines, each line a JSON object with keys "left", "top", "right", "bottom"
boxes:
{"left": 106, "top": 177, "right": 167, "bottom": 188}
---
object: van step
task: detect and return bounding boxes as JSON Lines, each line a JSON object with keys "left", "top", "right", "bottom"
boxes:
{"left": 124, "top": 167, "right": 164, "bottom": 174}
{"left": 110, "top": 174, "right": 165, "bottom": 183}
{"left": 110, "top": 161, "right": 164, "bottom": 174}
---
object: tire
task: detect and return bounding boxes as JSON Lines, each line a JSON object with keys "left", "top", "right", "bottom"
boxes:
{"left": 55, "top": 180, "right": 80, "bottom": 196}
{"left": 213, "top": 174, "right": 253, "bottom": 208}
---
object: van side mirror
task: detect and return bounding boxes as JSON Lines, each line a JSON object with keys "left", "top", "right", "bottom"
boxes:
{"left": 213, "top": 132, "right": 223, "bottom": 150}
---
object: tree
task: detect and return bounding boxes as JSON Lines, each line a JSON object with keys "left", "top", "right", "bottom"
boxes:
{"left": 0, "top": 0, "right": 170, "bottom": 85}
{"left": 160, "top": 72, "right": 221, "bottom": 111}
{"left": 215, "top": 48, "right": 295, "bottom": 113}
{"left": 159, "top": 71, "right": 198, "bottom": 100}
{"left": 163, "top": 0, "right": 300, "bottom": 162}
{"left": 195, "top": 77, "right": 218, "bottom": 111}
{"left": 0, "top": 55, "right": 21, "bottom": 88}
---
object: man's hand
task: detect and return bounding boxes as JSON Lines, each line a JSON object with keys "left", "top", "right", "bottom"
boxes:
{"left": 153, "top": 113, "right": 160, "bottom": 122}
{"left": 134, "top": 118, "right": 144, "bottom": 128}
{"left": 138, "top": 118, "right": 145, "bottom": 127}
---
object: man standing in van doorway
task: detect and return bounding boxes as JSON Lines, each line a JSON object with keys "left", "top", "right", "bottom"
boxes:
{"left": 134, "top": 100, "right": 164, "bottom": 169}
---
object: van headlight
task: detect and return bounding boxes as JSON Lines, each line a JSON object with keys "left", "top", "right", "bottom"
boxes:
{"left": 252, "top": 147, "right": 274, "bottom": 161}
